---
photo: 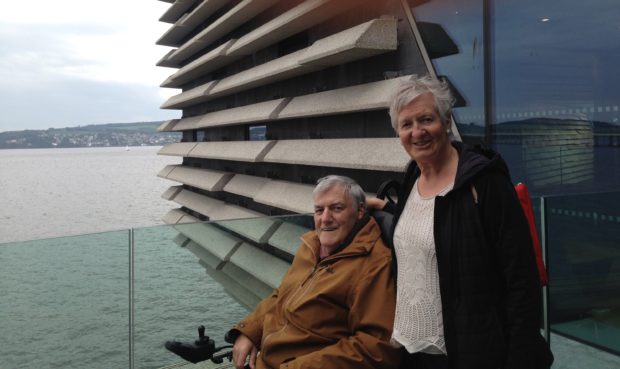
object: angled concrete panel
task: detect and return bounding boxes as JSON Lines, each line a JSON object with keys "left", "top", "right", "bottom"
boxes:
{"left": 188, "top": 140, "right": 276, "bottom": 162}
{"left": 164, "top": 19, "right": 398, "bottom": 107}
{"left": 173, "top": 233, "right": 191, "bottom": 247}
{"left": 174, "top": 222, "right": 243, "bottom": 261}
{"left": 164, "top": 208, "right": 201, "bottom": 225}
{"left": 157, "top": 164, "right": 177, "bottom": 178}
{"left": 181, "top": 0, "right": 231, "bottom": 29}
{"left": 164, "top": 116, "right": 202, "bottom": 132}
{"left": 299, "top": 18, "right": 398, "bottom": 66}
{"left": 158, "top": 0, "right": 232, "bottom": 47}
{"left": 177, "top": 213, "right": 201, "bottom": 224}
{"left": 172, "top": 189, "right": 228, "bottom": 216}
{"left": 157, "top": 119, "right": 179, "bottom": 132}
{"left": 156, "top": 49, "right": 180, "bottom": 68}
{"left": 208, "top": 49, "right": 319, "bottom": 98}
{"left": 173, "top": 191, "right": 264, "bottom": 220}
{"left": 223, "top": 174, "right": 271, "bottom": 198}
{"left": 162, "top": 39, "right": 237, "bottom": 88}
{"left": 228, "top": 243, "right": 290, "bottom": 289}
{"left": 164, "top": 165, "right": 233, "bottom": 191}
{"left": 161, "top": 80, "right": 218, "bottom": 109}
{"left": 217, "top": 261, "right": 274, "bottom": 307}
{"left": 167, "top": 0, "right": 279, "bottom": 65}
{"left": 172, "top": 190, "right": 267, "bottom": 222}
{"left": 164, "top": 77, "right": 414, "bottom": 131}
{"left": 186, "top": 241, "right": 224, "bottom": 269}
{"left": 163, "top": 0, "right": 362, "bottom": 88}
{"left": 268, "top": 221, "right": 310, "bottom": 256}
{"left": 171, "top": 190, "right": 265, "bottom": 221}
{"left": 166, "top": 77, "right": 413, "bottom": 130}
{"left": 162, "top": 185, "right": 184, "bottom": 200}
{"left": 204, "top": 261, "right": 264, "bottom": 310}
{"left": 157, "top": 142, "right": 198, "bottom": 156}
{"left": 218, "top": 217, "right": 282, "bottom": 244}
{"left": 207, "top": 204, "right": 264, "bottom": 221}
{"left": 263, "top": 138, "right": 410, "bottom": 172}
{"left": 163, "top": 208, "right": 201, "bottom": 224}
{"left": 227, "top": 0, "right": 356, "bottom": 57}
{"left": 253, "top": 180, "right": 315, "bottom": 214}
{"left": 163, "top": 208, "right": 188, "bottom": 224}
{"left": 159, "top": 0, "right": 200, "bottom": 24}
{"left": 157, "top": 13, "right": 192, "bottom": 47}
{"left": 278, "top": 76, "right": 413, "bottom": 119}
{"left": 173, "top": 98, "right": 289, "bottom": 130}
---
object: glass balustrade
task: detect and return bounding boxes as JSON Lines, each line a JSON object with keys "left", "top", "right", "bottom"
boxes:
{"left": 1, "top": 209, "right": 619, "bottom": 368}
{"left": 132, "top": 223, "right": 248, "bottom": 368}
{"left": 0, "top": 231, "right": 130, "bottom": 369}
{"left": 545, "top": 190, "right": 620, "bottom": 355}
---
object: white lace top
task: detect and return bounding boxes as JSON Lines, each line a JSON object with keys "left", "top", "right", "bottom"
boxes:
{"left": 391, "top": 179, "right": 453, "bottom": 354}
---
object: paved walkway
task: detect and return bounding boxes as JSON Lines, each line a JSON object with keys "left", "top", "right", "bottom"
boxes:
{"left": 550, "top": 333, "right": 620, "bottom": 369}
{"left": 162, "top": 333, "right": 620, "bottom": 369}
{"left": 160, "top": 360, "right": 234, "bottom": 369}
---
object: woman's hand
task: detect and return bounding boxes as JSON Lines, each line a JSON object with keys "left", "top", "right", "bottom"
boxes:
{"left": 366, "top": 197, "right": 387, "bottom": 210}
{"left": 232, "top": 333, "right": 258, "bottom": 369}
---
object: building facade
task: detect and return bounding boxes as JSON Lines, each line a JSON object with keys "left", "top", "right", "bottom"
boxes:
{"left": 155, "top": 0, "right": 620, "bottom": 356}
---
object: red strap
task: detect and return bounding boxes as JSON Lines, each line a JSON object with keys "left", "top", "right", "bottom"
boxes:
{"left": 514, "top": 183, "right": 548, "bottom": 286}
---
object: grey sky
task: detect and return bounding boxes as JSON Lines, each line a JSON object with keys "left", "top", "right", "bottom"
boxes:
{"left": 0, "top": 0, "right": 180, "bottom": 132}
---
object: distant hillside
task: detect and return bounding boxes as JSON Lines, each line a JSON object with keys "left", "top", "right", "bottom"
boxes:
{"left": 0, "top": 121, "right": 181, "bottom": 149}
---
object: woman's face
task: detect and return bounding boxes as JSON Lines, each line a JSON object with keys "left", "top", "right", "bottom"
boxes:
{"left": 396, "top": 93, "right": 450, "bottom": 165}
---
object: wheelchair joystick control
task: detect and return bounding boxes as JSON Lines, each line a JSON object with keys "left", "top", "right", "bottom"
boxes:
{"left": 165, "top": 325, "right": 216, "bottom": 364}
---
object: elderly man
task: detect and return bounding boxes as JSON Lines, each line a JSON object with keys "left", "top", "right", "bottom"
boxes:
{"left": 228, "top": 175, "right": 400, "bottom": 369}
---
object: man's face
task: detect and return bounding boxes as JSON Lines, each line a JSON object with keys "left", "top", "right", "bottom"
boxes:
{"left": 313, "top": 185, "right": 364, "bottom": 250}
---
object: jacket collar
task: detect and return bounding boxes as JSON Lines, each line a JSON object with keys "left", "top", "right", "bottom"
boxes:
{"left": 404, "top": 141, "right": 510, "bottom": 192}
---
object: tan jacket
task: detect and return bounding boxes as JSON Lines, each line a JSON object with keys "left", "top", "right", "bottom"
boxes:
{"left": 233, "top": 217, "right": 401, "bottom": 369}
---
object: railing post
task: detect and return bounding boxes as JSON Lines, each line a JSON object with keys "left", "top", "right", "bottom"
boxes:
{"left": 483, "top": 0, "right": 495, "bottom": 146}
{"left": 540, "top": 197, "right": 550, "bottom": 342}
{"left": 129, "top": 228, "right": 135, "bottom": 369}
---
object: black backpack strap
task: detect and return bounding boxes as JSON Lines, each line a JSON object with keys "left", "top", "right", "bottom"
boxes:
{"left": 370, "top": 179, "right": 401, "bottom": 247}
{"left": 376, "top": 179, "right": 401, "bottom": 204}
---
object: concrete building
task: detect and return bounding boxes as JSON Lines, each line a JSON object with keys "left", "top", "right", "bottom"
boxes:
{"left": 154, "top": 0, "right": 620, "bottom": 361}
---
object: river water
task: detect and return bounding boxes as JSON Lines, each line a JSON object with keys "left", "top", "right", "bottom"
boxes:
{"left": 0, "top": 147, "right": 248, "bottom": 369}
{"left": 0, "top": 147, "right": 178, "bottom": 242}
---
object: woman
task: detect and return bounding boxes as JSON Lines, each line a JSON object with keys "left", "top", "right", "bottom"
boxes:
{"left": 369, "top": 75, "right": 553, "bottom": 369}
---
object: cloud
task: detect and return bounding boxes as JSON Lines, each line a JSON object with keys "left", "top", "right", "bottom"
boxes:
{"left": 0, "top": 77, "right": 178, "bottom": 129}
{"left": 0, "top": 0, "right": 179, "bottom": 132}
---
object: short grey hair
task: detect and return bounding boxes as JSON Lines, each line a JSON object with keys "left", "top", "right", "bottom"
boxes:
{"left": 313, "top": 175, "right": 366, "bottom": 211}
{"left": 388, "top": 75, "right": 456, "bottom": 131}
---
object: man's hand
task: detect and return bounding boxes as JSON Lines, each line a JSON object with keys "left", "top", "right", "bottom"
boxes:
{"left": 366, "top": 197, "right": 387, "bottom": 210}
{"left": 232, "top": 333, "right": 258, "bottom": 369}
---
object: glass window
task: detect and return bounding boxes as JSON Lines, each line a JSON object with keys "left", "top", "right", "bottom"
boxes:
{"left": 492, "top": 0, "right": 620, "bottom": 195}
{"left": 411, "top": 0, "right": 485, "bottom": 145}
{"left": 413, "top": 0, "right": 620, "bottom": 356}
{"left": 249, "top": 125, "right": 266, "bottom": 141}
{"left": 492, "top": 0, "right": 620, "bottom": 355}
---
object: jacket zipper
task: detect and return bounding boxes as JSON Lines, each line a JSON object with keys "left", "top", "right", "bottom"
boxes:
{"left": 261, "top": 241, "right": 370, "bottom": 351}
{"left": 286, "top": 247, "right": 367, "bottom": 311}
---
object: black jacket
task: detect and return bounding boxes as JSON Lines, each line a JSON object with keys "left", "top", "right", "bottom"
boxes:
{"left": 386, "top": 142, "right": 553, "bottom": 369}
